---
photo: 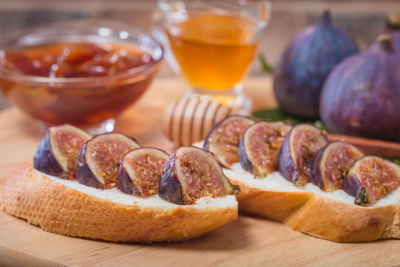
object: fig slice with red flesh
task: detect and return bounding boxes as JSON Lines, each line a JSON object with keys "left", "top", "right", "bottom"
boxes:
{"left": 239, "top": 121, "right": 291, "bottom": 177}
{"left": 310, "top": 141, "right": 363, "bottom": 191}
{"left": 278, "top": 124, "right": 328, "bottom": 187}
{"left": 203, "top": 115, "right": 255, "bottom": 168}
{"left": 77, "top": 133, "right": 140, "bottom": 189}
{"left": 159, "top": 146, "right": 240, "bottom": 205}
{"left": 33, "top": 124, "right": 91, "bottom": 179}
{"left": 342, "top": 156, "right": 400, "bottom": 206}
{"left": 116, "top": 147, "right": 169, "bottom": 197}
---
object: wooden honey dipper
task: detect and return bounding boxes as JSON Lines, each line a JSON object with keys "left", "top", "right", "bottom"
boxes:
{"left": 163, "top": 96, "right": 244, "bottom": 146}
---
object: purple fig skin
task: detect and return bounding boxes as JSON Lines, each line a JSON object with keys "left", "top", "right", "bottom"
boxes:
{"left": 158, "top": 154, "right": 185, "bottom": 205}
{"left": 159, "top": 146, "right": 239, "bottom": 205}
{"left": 273, "top": 10, "right": 358, "bottom": 119}
{"left": 277, "top": 134, "right": 298, "bottom": 184}
{"left": 238, "top": 134, "right": 253, "bottom": 174}
{"left": 391, "top": 32, "right": 400, "bottom": 54}
{"left": 320, "top": 35, "right": 400, "bottom": 142}
{"left": 309, "top": 147, "right": 325, "bottom": 190}
{"left": 277, "top": 124, "right": 327, "bottom": 187}
{"left": 116, "top": 161, "right": 135, "bottom": 195}
{"left": 342, "top": 172, "right": 366, "bottom": 204}
{"left": 33, "top": 132, "right": 63, "bottom": 176}
{"left": 203, "top": 115, "right": 256, "bottom": 168}
{"left": 309, "top": 142, "right": 363, "bottom": 191}
{"left": 116, "top": 147, "right": 169, "bottom": 197}
{"left": 76, "top": 142, "right": 103, "bottom": 189}
{"left": 76, "top": 132, "right": 140, "bottom": 189}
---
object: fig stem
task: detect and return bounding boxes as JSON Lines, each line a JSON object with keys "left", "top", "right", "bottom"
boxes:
{"left": 377, "top": 34, "right": 395, "bottom": 53}
{"left": 386, "top": 12, "right": 400, "bottom": 30}
{"left": 321, "top": 10, "right": 331, "bottom": 24}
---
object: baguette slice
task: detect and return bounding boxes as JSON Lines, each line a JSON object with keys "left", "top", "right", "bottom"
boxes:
{"left": 0, "top": 162, "right": 238, "bottom": 243}
{"left": 224, "top": 163, "right": 400, "bottom": 243}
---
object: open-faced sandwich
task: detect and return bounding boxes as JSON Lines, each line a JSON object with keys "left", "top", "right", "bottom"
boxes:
{"left": 0, "top": 125, "right": 239, "bottom": 243}
{"left": 201, "top": 115, "right": 400, "bottom": 242}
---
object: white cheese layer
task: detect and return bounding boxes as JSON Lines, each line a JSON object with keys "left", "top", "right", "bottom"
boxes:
{"left": 39, "top": 170, "right": 237, "bottom": 209}
{"left": 224, "top": 163, "right": 400, "bottom": 207}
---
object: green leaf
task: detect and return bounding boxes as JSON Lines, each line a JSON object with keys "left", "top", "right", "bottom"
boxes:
{"left": 314, "top": 120, "right": 328, "bottom": 131}
{"left": 252, "top": 109, "right": 287, "bottom": 121}
{"left": 252, "top": 109, "right": 305, "bottom": 125}
{"left": 259, "top": 54, "right": 274, "bottom": 74}
{"left": 391, "top": 158, "right": 400, "bottom": 165}
{"left": 252, "top": 109, "right": 329, "bottom": 131}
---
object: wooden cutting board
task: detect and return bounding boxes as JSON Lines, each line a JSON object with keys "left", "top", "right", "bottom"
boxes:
{"left": 0, "top": 77, "right": 399, "bottom": 267}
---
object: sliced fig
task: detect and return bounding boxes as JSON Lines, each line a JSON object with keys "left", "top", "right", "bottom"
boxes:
{"left": 77, "top": 133, "right": 140, "bottom": 189}
{"left": 116, "top": 147, "right": 169, "bottom": 197}
{"left": 342, "top": 156, "right": 400, "bottom": 206}
{"left": 239, "top": 121, "right": 291, "bottom": 177}
{"left": 309, "top": 142, "right": 363, "bottom": 191}
{"left": 278, "top": 124, "right": 328, "bottom": 187}
{"left": 159, "top": 146, "right": 239, "bottom": 205}
{"left": 203, "top": 115, "right": 255, "bottom": 168}
{"left": 33, "top": 124, "right": 91, "bottom": 179}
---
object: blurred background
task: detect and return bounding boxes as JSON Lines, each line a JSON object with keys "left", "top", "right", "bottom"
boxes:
{"left": 0, "top": 0, "right": 398, "bottom": 110}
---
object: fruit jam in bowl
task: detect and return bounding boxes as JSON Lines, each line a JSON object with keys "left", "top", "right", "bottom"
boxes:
{"left": 0, "top": 20, "right": 163, "bottom": 133}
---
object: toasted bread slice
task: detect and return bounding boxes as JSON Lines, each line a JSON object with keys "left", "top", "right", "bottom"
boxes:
{"left": 0, "top": 163, "right": 238, "bottom": 243}
{"left": 224, "top": 163, "right": 400, "bottom": 242}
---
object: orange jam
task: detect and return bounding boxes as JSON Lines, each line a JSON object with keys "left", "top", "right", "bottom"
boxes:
{"left": 1, "top": 42, "right": 154, "bottom": 78}
{"left": 0, "top": 42, "right": 159, "bottom": 126}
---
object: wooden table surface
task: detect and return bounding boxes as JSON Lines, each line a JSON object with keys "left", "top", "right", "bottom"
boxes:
{"left": 0, "top": 77, "right": 399, "bottom": 267}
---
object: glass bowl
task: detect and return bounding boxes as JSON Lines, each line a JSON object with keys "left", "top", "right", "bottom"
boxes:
{"left": 0, "top": 19, "right": 163, "bottom": 134}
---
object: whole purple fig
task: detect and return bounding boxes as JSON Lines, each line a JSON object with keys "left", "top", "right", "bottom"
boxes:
{"left": 273, "top": 10, "right": 358, "bottom": 119}
{"left": 320, "top": 35, "right": 400, "bottom": 142}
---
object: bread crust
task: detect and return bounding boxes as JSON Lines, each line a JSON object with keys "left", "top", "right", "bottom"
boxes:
{"left": 230, "top": 179, "right": 313, "bottom": 222}
{"left": 285, "top": 196, "right": 400, "bottom": 242}
{"left": 227, "top": 174, "right": 400, "bottom": 242}
{"left": 0, "top": 163, "right": 238, "bottom": 243}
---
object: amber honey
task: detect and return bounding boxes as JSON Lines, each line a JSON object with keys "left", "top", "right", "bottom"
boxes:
{"left": 166, "top": 10, "right": 259, "bottom": 91}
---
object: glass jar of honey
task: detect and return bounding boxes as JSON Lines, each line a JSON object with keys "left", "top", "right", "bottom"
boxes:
{"left": 154, "top": 0, "right": 270, "bottom": 112}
